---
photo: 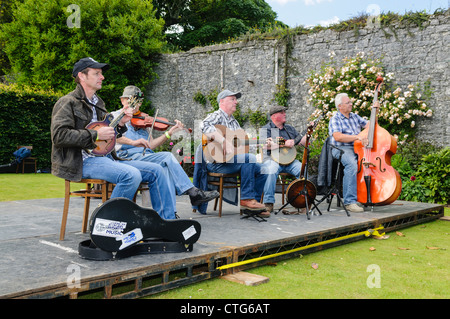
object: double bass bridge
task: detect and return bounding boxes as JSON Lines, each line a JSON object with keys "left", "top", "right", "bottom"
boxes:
{"left": 358, "top": 157, "right": 386, "bottom": 173}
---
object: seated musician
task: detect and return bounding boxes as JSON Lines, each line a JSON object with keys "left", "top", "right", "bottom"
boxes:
{"left": 328, "top": 93, "right": 379, "bottom": 213}
{"left": 261, "top": 105, "right": 307, "bottom": 213}
{"left": 114, "top": 85, "right": 219, "bottom": 208}
{"left": 51, "top": 58, "right": 176, "bottom": 220}
{"left": 200, "top": 89, "right": 269, "bottom": 217}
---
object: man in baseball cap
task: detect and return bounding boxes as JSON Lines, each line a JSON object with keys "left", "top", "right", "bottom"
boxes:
{"left": 72, "top": 57, "right": 110, "bottom": 77}
{"left": 216, "top": 89, "right": 241, "bottom": 105}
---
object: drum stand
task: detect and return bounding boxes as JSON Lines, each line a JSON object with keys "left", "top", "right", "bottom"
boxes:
{"left": 274, "top": 146, "right": 322, "bottom": 220}
{"left": 310, "top": 145, "right": 350, "bottom": 217}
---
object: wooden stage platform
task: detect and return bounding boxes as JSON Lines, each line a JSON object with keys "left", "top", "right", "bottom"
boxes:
{"left": 0, "top": 193, "right": 444, "bottom": 299}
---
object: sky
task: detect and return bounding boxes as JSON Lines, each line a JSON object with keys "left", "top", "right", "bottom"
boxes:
{"left": 266, "top": 0, "right": 449, "bottom": 28}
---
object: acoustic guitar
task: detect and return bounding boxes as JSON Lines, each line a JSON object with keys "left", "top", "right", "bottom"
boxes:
{"left": 89, "top": 198, "right": 201, "bottom": 252}
{"left": 202, "top": 124, "right": 256, "bottom": 163}
{"left": 86, "top": 93, "right": 144, "bottom": 156}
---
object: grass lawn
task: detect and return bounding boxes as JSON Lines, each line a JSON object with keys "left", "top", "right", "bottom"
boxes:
{"left": 1, "top": 173, "right": 449, "bottom": 299}
{"left": 147, "top": 219, "right": 449, "bottom": 299}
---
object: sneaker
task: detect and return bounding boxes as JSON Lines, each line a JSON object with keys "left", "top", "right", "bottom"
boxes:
{"left": 345, "top": 203, "right": 364, "bottom": 213}
{"left": 240, "top": 199, "right": 266, "bottom": 211}
{"left": 189, "top": 189, "right": 220, "bottom": 206}
{"left": 264, "top": 203, "right": 274, "bottom": 213}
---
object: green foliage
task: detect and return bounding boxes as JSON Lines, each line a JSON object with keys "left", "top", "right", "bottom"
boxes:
{"left": 156, "top": 0, "right": 278, "bottom": 50}
{"left": 391, "top": 140, "right": 449, "bottom": 204}
{"left": 273, "top": 84, "right": 290, "bottom": 108}
{"left": 0, "top": 0, "right": 165, "bottom": 107}
{"left": 305, "top": 52, "right": 433, "bottom": 147}
{"left": 0, "top": 84, "right": 62, "bottom": 170}
{"left": 398, "top": 148, "right": 450, "bottom": 204}
{"left": 193, "top": 88, "right": 268, "bottom": 129}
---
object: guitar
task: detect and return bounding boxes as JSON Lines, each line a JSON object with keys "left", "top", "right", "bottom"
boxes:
{"left": 86, "top": 93, "right": 144, "bottom": 156}
{"left": 269, "top": 137, "right": 297, "bottom": 165}
{"left": 89, "top": 198, "right": 201, "bottom": 252}
{"left": 202, "top": 124, "right": 256, "bottom": 163}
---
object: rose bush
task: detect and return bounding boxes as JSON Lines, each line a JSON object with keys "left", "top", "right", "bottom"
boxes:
{"left": 304, "top": 52, "right": 433, "bottom": 145}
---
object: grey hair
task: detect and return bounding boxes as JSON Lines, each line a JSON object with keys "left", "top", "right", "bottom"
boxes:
{"left": 335, "top": 93, "right": 348, "bottom": 108}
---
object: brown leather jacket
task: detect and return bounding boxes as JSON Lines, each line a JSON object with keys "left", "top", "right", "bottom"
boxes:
{"left": 50, "top": 84, "right": 125, "bottom": 181}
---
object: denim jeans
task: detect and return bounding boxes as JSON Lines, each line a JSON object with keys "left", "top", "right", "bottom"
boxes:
{"left": 206, "top": 153, "right": 266, "bottom": 201}
{"left": 82, "top": 155, "right": 176, "bottom": 219}
{"left": 331, "top": 145, "right": 358, "bottom": 205}
{"left": 261, "top": 159, "right": 302, "bottom": 204}
{"left": 117, "top": 149, "right": 194, "bottom": 209}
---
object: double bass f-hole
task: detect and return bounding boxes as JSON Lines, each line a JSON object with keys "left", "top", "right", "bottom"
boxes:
{"left": 358, "top": 156, "right": 386, "bottom": 174}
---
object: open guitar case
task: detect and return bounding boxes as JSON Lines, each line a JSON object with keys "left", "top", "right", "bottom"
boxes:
{"left": 78, "top": 198, "right": 201, "bottom": 261}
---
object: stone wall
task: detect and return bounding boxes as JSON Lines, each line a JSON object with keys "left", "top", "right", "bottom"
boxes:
{"left": 148, "top": 12, "right": 449, "bottom": 147}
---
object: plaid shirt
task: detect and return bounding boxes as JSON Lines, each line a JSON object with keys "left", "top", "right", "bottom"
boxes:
{"left": 329, "top": 111, "right": 367, "bottom": 146}
{"left": 200, "top": 108, "right": 241, "bottom": 133}
{"left": 82, "top": 94, "right": 100, "bottom": 160}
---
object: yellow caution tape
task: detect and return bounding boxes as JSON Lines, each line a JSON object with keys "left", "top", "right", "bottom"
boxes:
{"left": 217, "top": 226, "right": 385, "bottom": 270}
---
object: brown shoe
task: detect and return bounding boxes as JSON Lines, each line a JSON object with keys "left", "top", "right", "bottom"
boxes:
{"left": 264, "top": 203, "right": 274, "bottom": 213}
{"left": 258, "top": 210, "right": 271, "bottom": 218}
{"left": 240, "top": 199, "right": 266, "bottom": 211}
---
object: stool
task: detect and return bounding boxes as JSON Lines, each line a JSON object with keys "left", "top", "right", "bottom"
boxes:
{"left": 207, "top": 172, "right": 240, "bottom": 217}
{"left": 60, "top": 179, "right": 149, "bottom": 240}
{"left": 277, "top": 172, "right": 296, "bottom": 205}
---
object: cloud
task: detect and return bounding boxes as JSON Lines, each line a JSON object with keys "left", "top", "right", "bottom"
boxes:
{"left": 304, "top": 0, "right": 333, "bottom": 5}
{"left": 318, "top": 16, "right": 340, "bottom": 26}
{"left": 268, "top": 0, "right": 298, "bottom": 5}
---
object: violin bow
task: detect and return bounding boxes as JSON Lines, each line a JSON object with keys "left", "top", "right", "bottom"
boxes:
{"left": 142, "top": 108, "right": 159, "bottom": 156}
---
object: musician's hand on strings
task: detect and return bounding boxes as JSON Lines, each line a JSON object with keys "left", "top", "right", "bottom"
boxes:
{"left": 265, "top": 137, "right": 278, "bottom": 150}
{"left": 285, "top": 139, "right": 295, "bottom": 148}
{"left": 223, "top": 139, "right": 234, "bottom": 155}
{"left": 96, "top": 126, "right": 115, "bottom": 140}
{"left": 119, "top": 105, "right": 134, "bottom": 126}
{"left": 356, "top": 134, "right": 369, "bottom": 146}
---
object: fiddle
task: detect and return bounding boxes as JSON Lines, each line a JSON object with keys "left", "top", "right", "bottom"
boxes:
{"left": 131, "top": 111, "right": 192, "bottom": 133}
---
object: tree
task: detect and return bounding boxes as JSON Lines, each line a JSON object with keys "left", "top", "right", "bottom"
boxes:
{"left": 154, "top": 0, "right": 279, "bottom": 50}
{"left": 0, "top": 0, "right": 165, "bottom": 106}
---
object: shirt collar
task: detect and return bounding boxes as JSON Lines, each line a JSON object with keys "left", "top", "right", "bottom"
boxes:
{"left": 219, "top": 108, "right": 234, "bottom": 121}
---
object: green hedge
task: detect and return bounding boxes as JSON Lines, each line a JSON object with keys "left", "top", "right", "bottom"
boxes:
{"left": 0, "top": 84, "right": 62, "bottom": 171}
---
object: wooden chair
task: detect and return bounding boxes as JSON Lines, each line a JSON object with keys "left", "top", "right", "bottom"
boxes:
{"left": 207, "top": 172, "right": 240, "bottom": 217}
{"left": 59, "top": 179, "right": 149, "bottom": 240}
{"left": 16, "top": 145, "right": 37, "bottom": 174}
{"left": 277, "top": 172, "right": 296, "bottom": 205}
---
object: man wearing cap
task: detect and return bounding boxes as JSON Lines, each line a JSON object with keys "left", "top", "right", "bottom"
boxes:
{"left": 260, "top": 106, "right": 307, "bottom": 213}
{"left": 200, "top": 89, "right": 268, "bottom": 217}
{"left": 112, "top": 85, "right": 220, "bottom": 208}
{"left": 51, "top": 57, "right": 177, "bottom": 220}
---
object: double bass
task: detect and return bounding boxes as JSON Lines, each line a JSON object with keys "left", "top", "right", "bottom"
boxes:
{"left": 354, "top": 76, "right": 402, "bottom": 207}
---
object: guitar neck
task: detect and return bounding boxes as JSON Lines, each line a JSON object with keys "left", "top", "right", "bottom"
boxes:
{"left": 109, "top": 111, "right": 126, "bottom": 129}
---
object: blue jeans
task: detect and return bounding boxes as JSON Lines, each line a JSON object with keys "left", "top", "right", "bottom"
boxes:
{"left": 82, "top": 156, "right": 176, "bottom": 219}
{"left": 207, "top": 153, "right": 266, "bottom": 201}
{"left": 261, "top": 159, "right": 302, "bottom": 204}
{"left": 117, "top": 149, "right": 194, "bottom": 209}
{"left": 331, "top": 145, "right": 358, "bottom": 205}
